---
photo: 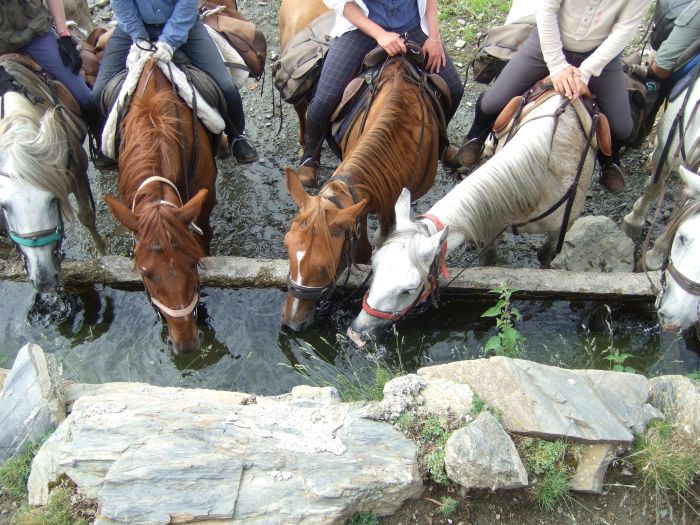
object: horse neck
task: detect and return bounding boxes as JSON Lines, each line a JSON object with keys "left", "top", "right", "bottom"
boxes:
{"left": 428, "top": 96, "right": 583, "bottom": 249}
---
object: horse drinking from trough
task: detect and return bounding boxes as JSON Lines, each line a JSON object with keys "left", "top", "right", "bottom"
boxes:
{"left": 103, "top": 58, "right": 218, "bottom": 354}
{"left": 348, "top": 89, "right": 605, "bottom": 347}
{"left": 282, "top": 50, "right": 443, "bottom": 330}
{"left": 0, "top": 56, "right": 104, "bottom": 293}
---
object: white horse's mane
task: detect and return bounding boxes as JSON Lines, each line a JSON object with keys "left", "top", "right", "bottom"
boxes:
{"left": 0, "top": 93, "right": 74, "bottom": 219}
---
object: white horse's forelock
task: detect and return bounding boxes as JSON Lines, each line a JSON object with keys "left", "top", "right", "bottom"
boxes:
{"left": 0, "top": 93, "right": 74, "bottom": 219}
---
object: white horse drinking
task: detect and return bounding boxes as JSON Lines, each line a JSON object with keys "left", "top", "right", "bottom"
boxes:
{"left": 347, "top": 93, "right": 600, "bottom": 347}
{"left": 0, "top": 89, "right": 104, "bottom": 292}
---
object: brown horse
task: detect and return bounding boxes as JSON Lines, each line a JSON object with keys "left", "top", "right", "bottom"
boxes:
{"left": 282, "top": 59, "right": 440, "bottom": 330}
{"left": 278, "top": 0, "right": 329, "bottom": 150}
{"left": 104, "top": 60, "right": 217, "bottom": 354}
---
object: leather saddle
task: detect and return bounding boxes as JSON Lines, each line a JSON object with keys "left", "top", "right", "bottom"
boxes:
{"left": 492, "top": 78, "right": 612, "bottom": 156}
{"left": 330, "top": 41, "right": 452, "bottom": 150}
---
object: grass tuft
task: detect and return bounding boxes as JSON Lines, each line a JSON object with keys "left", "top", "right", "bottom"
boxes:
{"left": 517, "top": 437, "right": 574, "bottom": 510}
{"left": 438, "top": 496, "right": 459, "bottom": 516}
{"left": 0, "top": 440, "right": 44, "bottom": 499}
{"left": 16, "top": 486, "right": 88, "bottom": 525}
{"left": 348, "top": 511, "right": 379, "bottom": 525}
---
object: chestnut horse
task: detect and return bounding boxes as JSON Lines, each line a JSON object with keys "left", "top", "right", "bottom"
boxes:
{"left": 104, "top": 60, "right": 217, "bottom": 354}
{"left": 282, "top": 57, "right": 440, "bottom": 330}
{"left": 278, "top": 0, "right": 329, "bottom": 149}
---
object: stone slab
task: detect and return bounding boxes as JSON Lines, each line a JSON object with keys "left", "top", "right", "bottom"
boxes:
{"left": 569, "top": 443, "right": 614, "bottom": 494}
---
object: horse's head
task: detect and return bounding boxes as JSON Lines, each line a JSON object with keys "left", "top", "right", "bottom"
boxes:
{"left": 282, "top": 168, "right": 366, "bottom": 331}
{"left": 656, "top": 166, "right": 700, "bottom": 331}
{"left": 347, "top": 189, "right": 447, "bottom": 348}
{"left": 0, "top": 93, "right": 74, "bottom": 293}
{"left": 105, "top": 189, "right": 208, "bottom": 354}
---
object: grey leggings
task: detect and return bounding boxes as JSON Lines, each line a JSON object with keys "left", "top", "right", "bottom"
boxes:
{"left": 481, "top": 29, "right": 633, "bottom": 141}
{"left": 307, "top": 25, "right": 464, "bottom": 125}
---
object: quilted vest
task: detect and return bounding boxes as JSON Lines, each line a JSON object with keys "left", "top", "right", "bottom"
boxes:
{"left": 0, "top": 0, "right": 53, "bottom": 53}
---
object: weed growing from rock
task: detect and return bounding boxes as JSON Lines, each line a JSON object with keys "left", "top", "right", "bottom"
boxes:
{"left": 517, "top": 437, "right": 574, "bottom": 510}
{"left": 629, "top": 419, "right": 698, "bottom": 508}
{"left": 348, "top": 511, "right": 379, "bottom": 525}
{"left": 470, "top": 393, "right": 485, "bottom": 417}
{"left": 438, "top": 496, "right": 459, "bottom": 516}
{"left": 16, "top": 478, "right": 96, "bottom": 525}
{"left": 481, "top": 283, "right": 526, "bottom": 358}
{"left": 0, "top": 441, "right": 42, "bottom": 499}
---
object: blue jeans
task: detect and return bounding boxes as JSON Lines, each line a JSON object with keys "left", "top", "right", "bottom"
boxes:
{"left": 92, "top": 19, "right": 245, "bottom": 134}
{"left": 23, "top": 31, "right": 95, "bottom": 114}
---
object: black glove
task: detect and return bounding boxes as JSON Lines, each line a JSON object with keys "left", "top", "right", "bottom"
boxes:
{"left": 57, "top": 35, "right": 82, "bottom": 74}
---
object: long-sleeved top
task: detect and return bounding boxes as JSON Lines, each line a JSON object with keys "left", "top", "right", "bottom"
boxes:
{"left": 323, "top": 0, "right": 429, "bottom": 38}
{"left": 110, "top": 0, "right": 199, "bottom": 49}
{"left": 537, "top": 0, "right": 653, "bottom": 84}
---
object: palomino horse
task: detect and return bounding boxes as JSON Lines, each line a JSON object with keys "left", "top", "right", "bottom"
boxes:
{"left": 282, "top": 55, "right": 441, "bottom": 330}
{"left": 654, "top": 165, "right": 700, "bottom": 331}
{"left": 0, "top": 62, "right": 104, "bottom": 293}
{"left": 278, "top": 0, "right": 329, "bottom": 149}
{"left": 348, "top": 93, "right": 599, "bottom": 346}
{"left": 104, "top": 60, "right": 217, "bottom": 354}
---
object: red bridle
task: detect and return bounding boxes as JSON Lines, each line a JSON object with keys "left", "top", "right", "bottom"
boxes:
{"left": 361, "top": 213, "right": 448, "bottom": 321}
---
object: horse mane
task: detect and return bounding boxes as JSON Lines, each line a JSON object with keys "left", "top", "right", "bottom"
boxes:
{"left": 0, "top": 93, "right": 75, "bottom": 219}
{"left": 121, "top": 84, "right": 203, "bottom": 259}
{"left": 292, "top": 61, "right": 429, "bottom": 278}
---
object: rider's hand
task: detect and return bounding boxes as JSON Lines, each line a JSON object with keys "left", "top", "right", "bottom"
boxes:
{"left": 551, "top": 65, "right": 580, "bottom": 100}
{"left": 422, "top": 37, "right": 445, "bottom": 73}
{"left": 127, "top": 39, "right": 151, "bottom": 69}
{"left": 57, "top": 35, "right": 82, "bottom": 74}
{"left": 376, "top": 30, "right": 407, "bottom": 56}
{"left": 153, "top": 41, "right": 174, "bottom": 64}
{"left": 571, "top": 77, "right": 591, "bottom": 101}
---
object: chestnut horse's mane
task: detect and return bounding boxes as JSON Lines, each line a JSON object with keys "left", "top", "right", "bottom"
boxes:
{"left": 293, "top": 61, "right": 433, "bottom": 277}
{"left": 120, "top": 81, "right": 204, "bottom": 262}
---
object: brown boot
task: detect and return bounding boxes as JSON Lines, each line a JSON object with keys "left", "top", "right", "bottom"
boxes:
{"left": 297, "top": 157, "right": 318, "bottom": 187}
{"left": 599, "top": 163, "right": 625, "bottom": 193}
{"left": 456, "top": 138, "right": 484, "bottom": 167}
{"left": 441, "top": 145, "right": 461, "bottom": 171}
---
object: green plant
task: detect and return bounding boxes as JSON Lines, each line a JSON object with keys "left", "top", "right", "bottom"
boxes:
{"left": 603, "top": 347, "right": 636, "bottom": 373}
{"left": 629, "top": 419, "right": 698, "bottom": 498}
{"left": 519, "top": 438, "right": 573, "bottom": 510}
{"left": 688, "top": 370, "right": 700, "bottom": 382}
{"left": 16, "top": 486, "right": 89, "bottom": 525}
{"left": 536, "top": 470, "right": 571, "bottom": 511}
{"left": 348, "top": 511, "right": 378, "bottom": 525}
{"left": 579, "top": 305, "right": 637, "bottom": 373}
{"left": 0, "top": 439, "right": 45, "bottom": 499}
{"left": 426, "top": 448, "right": 449, "bottom": 485}
{"left": 438, "top": 496, "right": 459, "bottom": 517}
{"left": 522, "top": 439, "right": 567, "bottom": 475}
{"left": 481, "top": 283, "right": 526, "bottom": 357}
{"left": 418, "top": 414, "right": 454, "bottom": 485}
{"left": 396, "top": 411, "right": 416, "bottom": 433}
{"left": 470, "top": 393, "right": 485, "bottom": 417}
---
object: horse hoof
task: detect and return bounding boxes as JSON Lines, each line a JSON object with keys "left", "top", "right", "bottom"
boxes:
{"left": 621, "top": 218, "right": 642, "bottom": 241}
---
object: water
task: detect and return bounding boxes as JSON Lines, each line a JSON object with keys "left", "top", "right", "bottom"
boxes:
{"left": 1, "top": 281, "right": 697, "bottom": 396}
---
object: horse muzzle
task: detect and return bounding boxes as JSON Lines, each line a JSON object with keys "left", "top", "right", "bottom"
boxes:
{"left": 167, "top": 329, "right": 203, "bottom": 355}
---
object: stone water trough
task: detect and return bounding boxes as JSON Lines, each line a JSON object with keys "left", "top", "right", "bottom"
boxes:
{"left": 1, "top": 342, "right": 697, "bottom": 525}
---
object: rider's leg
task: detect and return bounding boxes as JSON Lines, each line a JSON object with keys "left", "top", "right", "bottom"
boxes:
{"left": 589, "top": 56, "right": 634, "bottom": 193}
{"left": 23, "top": 31, "right": 95, "bottom": 115}
{"left": 182, "top": 19, "right": 257, "bottom": 163}
{"left": 301, "top": 29, "right": 377, "bottom": 186}
{"left": 406, "top": 26, "right": 464, "bottom": 169}
{"left": 458, "top": 28, "right": 549, "bottom": 168}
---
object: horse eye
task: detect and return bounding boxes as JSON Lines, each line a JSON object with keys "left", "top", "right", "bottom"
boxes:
{"left": 141, "top": 270, "right": 154, "bottom": 280}
{"left": 677, "top": 234, "right": 686, "bottom": 246}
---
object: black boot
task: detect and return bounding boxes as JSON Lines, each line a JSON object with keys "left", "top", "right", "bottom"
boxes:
{"left": 229, "top": 133, "right": 258, "bottom": 164}
{"left": 297, "top": 114, "right": 327, "bottom": 187}
{"left": 640, "top": 68, "right": 672, "bottom": 139}
{"left": 598, "top": 139, "right": 625, "bottom": 193}
{"left": 457, "top": 93, "right": 497, "bottom": 167}
{"left": 85, "top": 110, "right": 117, "bottom": 170}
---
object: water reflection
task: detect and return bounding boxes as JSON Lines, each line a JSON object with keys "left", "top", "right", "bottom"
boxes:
{"left": 0, "top": 281, "right": 697, "bottom": 396}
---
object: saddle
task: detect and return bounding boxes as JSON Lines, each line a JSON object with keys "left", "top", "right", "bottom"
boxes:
{"left": 330, "top": 42, "right": 452, "bottom": 151}
{"left": 492, "top": 79, "right": 612, "bottom": 156}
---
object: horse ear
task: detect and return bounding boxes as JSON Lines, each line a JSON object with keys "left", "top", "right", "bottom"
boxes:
{"left": 395, "top": 188, "right": 412, "bottom": 230}
{"left": 176, "top": 189, "right": 208, "bottom": 226}
{"left": 680, "top": 165, "right": 700, "bottom": 197}
{"left": 285, "top": 167, "right": 309, "bottom": 208}
{"left": 329, "top": 199, "right": 367, "bottom": 231}
{"left": 104, "top": 195, "right": 140, "bottom": 234}
{"left": 418, "top": 225, "right": 449, "bottom": 263}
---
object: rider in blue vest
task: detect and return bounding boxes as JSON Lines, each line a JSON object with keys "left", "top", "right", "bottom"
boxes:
{"left": 92, "top": 0, "right": 258, "bottom": 164}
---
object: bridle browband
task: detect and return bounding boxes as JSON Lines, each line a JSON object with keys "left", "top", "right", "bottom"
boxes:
{"left": 361, "top": 213, "right": 448, "bottom": 321}
{"left": 131, "top": 175, "right": 202, "bottom": 318}
{"left": 286, "top": 174, "right": 362, "bottom": 302}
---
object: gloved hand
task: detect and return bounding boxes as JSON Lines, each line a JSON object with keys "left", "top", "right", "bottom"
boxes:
{"left": 57, "top": 35, "right": 82, "bottom": 74}
{"left": 127, "top": 39, "right": 151, "bottom": 70}
{"left": 153, "top": 41, "right": 174, "bottom": 64}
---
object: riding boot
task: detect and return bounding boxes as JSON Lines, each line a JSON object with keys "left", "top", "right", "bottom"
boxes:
{"left": 85, "top": 111, "right": 117, "bottom": 171}
{"left": 640, "top": 68, "right": 672, "bottom": 139}
{"left": 598, "top": 139, "right": 625, "bottom": 193}
{"left": 298, "top": 114, "right": 327, "bottom": 187}
{"left": 457, "top": 93, "right": 497, "bottom": 168}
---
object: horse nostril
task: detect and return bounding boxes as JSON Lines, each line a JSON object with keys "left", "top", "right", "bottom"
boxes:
{"left": 166, "top": 336, "right": 174, "bottom": 348}
{"left": 197, "top": 330, "right": 203, "bottom": 342}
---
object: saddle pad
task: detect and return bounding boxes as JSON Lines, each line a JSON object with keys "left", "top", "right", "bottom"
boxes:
{"left": 670, "top": 54, "right": 700, "bottom": 101}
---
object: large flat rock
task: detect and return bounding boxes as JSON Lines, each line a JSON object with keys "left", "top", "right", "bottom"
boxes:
{"left": 29, "top": 382, "right": 422, "bottom": 524}
{"left": 418, "top": 357, "right": 649, "bottom": 444}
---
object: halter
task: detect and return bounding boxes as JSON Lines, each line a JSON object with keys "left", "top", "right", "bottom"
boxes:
{"left": 286, "top": 175, "right": 361, "bottom": 301}
{"left": 131, "top": 175, "right": 202, "bottom": 318}
{"left": 361, "top": 213, "right": 447, "bottom": 321}
{"left": 657, "top": 198, "right": 700, "bottom": 298}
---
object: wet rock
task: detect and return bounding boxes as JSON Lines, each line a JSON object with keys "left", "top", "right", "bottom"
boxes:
{"left": 291, "top": 385, "right": 340, "bottom": 404}
{"left": 445, "top": 411, "right": 528, "bottom": 490}
{"left": 419, "top": 378, "right": 474, "bottom": 417}
{"left": 551, "top": 216, "right": 634, "bottom": 272}
{"left": 363, "top": 374, "right": 425, "bottom": 422}
{"left": 418, "top": 357, "right": 649, "bottom": 444}
{"left": 648, "top": 375, "right": 700, "bottom": 439}
{"left": 569, "top": 443, "right": 614, "bottom": 494}
{"left": 29, "top": 382, "right": 421, "bottom": 524}
{"left": 0, "top": 343, "right": 64, "bottom": 463}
